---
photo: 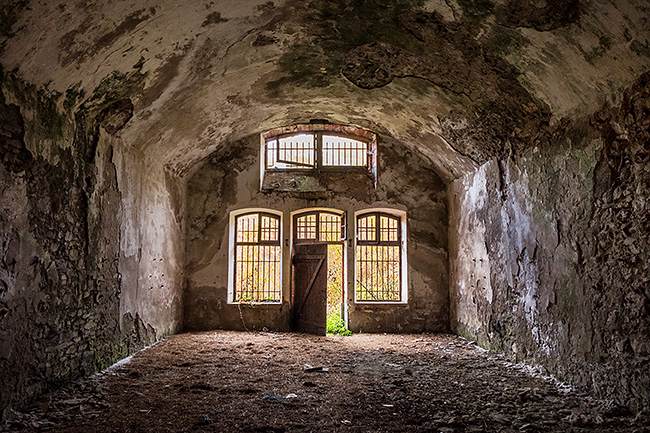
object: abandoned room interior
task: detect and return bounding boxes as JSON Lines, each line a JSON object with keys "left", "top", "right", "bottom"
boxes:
{"left": 0, "top": 0, "right": 649, "bottom": 431}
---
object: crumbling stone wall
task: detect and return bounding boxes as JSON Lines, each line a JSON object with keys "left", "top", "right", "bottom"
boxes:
{"left": 449, "top": 73, "right": 650, "bottom": 412}
{"left": 185, "top": 131, "right": 448, "bottom": 333}
{"left": 0, "top": 72, "right": 185, "bottom": 415}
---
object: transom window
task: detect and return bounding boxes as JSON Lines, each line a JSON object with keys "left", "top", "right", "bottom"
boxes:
{"left": 233, "top": 212, "right": 281, "bottom": 303}
{"left": 356, "top": 212, "right": 403, "bottom": 302}
{"left": 294, "top": 211, "right": 345, "bottom": 243}
{"left": 265, "top": 132, "right": 369, "bottom": 170}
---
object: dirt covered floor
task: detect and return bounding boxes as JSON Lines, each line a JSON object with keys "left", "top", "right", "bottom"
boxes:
{"left": 2, "top": 331, "right": 648, "bottom": 433}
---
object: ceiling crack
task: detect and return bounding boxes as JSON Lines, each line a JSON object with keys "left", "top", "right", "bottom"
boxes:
{"left": 221, "top": 28, "right": 259, "bottom": 77}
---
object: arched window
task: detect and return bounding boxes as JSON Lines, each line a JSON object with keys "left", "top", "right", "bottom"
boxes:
{"left": 294, "top": 210, "right": 345, "bottom": 243}
{"left": 355, "top": 212, "right": 404, "bottom": 302}
{"left": 232, "top": 211, "right": 282, "bottom": 303}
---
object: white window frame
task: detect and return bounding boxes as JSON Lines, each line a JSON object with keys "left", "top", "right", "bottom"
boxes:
{"left": 353, "top": 208, "right": 408, "bottom": 304}
{"left": 227, "top": 208, "right": 283, "bottom": 304}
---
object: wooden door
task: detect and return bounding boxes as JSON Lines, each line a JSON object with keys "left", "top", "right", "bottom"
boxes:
{"left": 292, "top": 244, "right": 327, "bottom": 335}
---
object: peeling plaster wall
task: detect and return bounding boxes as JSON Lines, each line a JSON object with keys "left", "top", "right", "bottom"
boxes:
{"left": 114, "top": 148, "right": 185, "bottom": 349}
{"left": 449, "top": 74, "right": 650, "bottom": 411}
{"left": 0, "top": 79, "right": 184, "bottom": 414}
{"left": 185, "top": 132, "right": 448, "bottom": 333}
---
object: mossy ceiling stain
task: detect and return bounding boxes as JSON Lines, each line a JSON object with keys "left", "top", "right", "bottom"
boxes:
{"left": 0, "top": 0, "right": 648, "bottom": 181}
{"left": 265, "top": 0, "right": 426, "bottom": 94}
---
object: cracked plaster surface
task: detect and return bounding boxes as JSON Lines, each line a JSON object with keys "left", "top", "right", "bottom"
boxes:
{"left": 1, "top": 0, "right": 648, "bottom": 180}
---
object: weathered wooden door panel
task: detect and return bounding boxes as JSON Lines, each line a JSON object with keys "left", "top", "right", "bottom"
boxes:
{"left": 292, "top": 244, "right": 327, "bottom": 335}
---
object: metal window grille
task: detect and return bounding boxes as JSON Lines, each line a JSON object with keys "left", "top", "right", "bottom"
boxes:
{"left": 266, "top": 134, "right": 315, "bottom": 169}
{"left": 355, "top": 212, "right": 402, "bottom": 302}
{"left": 265, "top": 132, "right": 370, "bottom": 170}
{"left": 234, "top": 212, "right": 281, "bottom": 302}
{"left": 294, "top": 211, "right": 344, "bottom": 243}
{"left": 322, "top": 135, "right": 368, "bottom": 167}
{"left": 295, "top": 213, "right": 317, "bottom": 240}
{"left": 319, "top": 212, "right": 343, "bottom": 242}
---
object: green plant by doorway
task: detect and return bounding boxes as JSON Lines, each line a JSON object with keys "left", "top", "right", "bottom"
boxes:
{"left": 326, "top": 312, "right": 352, "bottom": 336}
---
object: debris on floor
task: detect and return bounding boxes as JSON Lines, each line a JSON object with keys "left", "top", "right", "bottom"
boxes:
{"left": 1, "top": 331, "right": 648, "bottom": 433}
{"left": 303, "top": 364, "right": 329, "bottom": 373}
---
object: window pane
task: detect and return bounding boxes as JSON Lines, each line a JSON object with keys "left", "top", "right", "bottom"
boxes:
{"left": 266, "top": 133, "right": 315, "bottom": 168}
{"left": 380, "top": 215, "right": 399, "bottom": 242}
{"left": 266, "top": 139, "right": 278, "bottom": 169}
{"left": 355, "top": 245, "right": 401, "bottom": 301}
{"left": 322, "top": 135, "right": 367, "bottom": 166}
{"left": 356, "top": 212, "right": 402, "bottom": 302}
{"left": 234, "top": 212, "right": 281, "bottom": 303}
{"left": 236, "top": 214, "right": 259, "bottom": 243}
{"left": 357, "top": 215, "right": 376, "bottom": 242}
{"left": 296, "top": 214, "right": 317, "bottom": 240}
{"left": 319, "top": 213, "right": 342, "bottom": 242}
{"left": 260, "top": 215, "right": 280, "bottom": 242}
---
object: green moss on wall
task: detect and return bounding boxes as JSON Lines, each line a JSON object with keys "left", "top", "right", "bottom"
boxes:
{"left": 455, "top": 0, "right": 494, "bottom": 20}
{"left": 584, "top": 35, "right": 613, "bottom": 64}
{"left": 0, "top": 0, "right": 29, "bottom": 53}
{"left": 265, "top": 0, "right": 424, "bottom": 94}
{"left": 82, "top": 64, "right": 147, "bottom": 118}
{"left": 63, "top": 86, "right": 86, "bottom": 113}
{"left": 630, "top": 39, "right": 650, "bottom": 57}
{"left": 485, "top": 26, "right": 529, "bottom": 56}
{"left": 1, "top": 60, "right": 146, "bottom": 155}
{"left": 1, "top": 68, "right": 70, "bottom": 140}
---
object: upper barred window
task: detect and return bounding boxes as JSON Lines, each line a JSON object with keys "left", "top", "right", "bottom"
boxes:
{"left": 260, "top": 124, "right": 378, "bottom": 190}
{"left": 265, "top": 132, "right": 370, "bottom": 170}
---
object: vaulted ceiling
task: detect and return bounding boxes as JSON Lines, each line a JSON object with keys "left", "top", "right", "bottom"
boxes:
{"left": 2, "top": 0, "right": 649, "bottom": 181}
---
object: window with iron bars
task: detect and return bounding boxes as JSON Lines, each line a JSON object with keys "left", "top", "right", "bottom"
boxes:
{"left": 264, "top": 132, "right": 372, "bottom": 170}
{"left": 233, "top": 212, "right": 282, "bottom": 303}
{"left": 355, "top": 212, "right": 403, "bottom": 302}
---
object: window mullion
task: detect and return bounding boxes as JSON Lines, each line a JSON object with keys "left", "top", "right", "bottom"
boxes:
{"left": 398, "top": 216, "right": 402, "bottom": 243}
{"left": 375, "top": 212, "right": 380, "bottom": 245}
{"left": 316, "top": 132, "right": 322, "bottom": 169}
